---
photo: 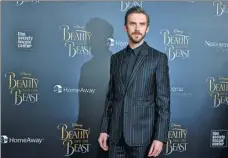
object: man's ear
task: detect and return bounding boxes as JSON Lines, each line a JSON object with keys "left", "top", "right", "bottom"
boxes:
{"left": 146, "top": 26, "right": 149, "bottom": 33}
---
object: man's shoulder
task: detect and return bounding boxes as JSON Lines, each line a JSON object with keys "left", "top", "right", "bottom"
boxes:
{"left": 148, "top": 46, "right": 164, "bottom": 55}
{"left": 111, "top": 48, "right": 126, "bottom": 58}
{"left": 149, "top": 46, "right": 168, "bottom": 59}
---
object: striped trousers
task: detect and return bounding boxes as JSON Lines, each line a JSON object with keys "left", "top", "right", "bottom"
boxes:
{"left": 108, "top": 134, "right": 151, "bottom": 158}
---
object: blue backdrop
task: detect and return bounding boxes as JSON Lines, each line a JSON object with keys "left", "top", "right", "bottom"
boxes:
{"left": 1, "top": 1, "right": 228, "bottom": 158}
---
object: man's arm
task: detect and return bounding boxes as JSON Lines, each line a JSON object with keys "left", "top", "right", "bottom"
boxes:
{"left": 154, "top": 52, "right": 171, "bottom": 144}
{"left": 100, "top": 55, "right": 115, "bottom": 133}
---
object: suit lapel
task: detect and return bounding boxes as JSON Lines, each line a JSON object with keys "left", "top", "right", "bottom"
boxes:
{"left": 126, "top": 42, "right": 149, "bottom": 91}
{"left": 116, "top": 49, "right": 127, "bottom": 95}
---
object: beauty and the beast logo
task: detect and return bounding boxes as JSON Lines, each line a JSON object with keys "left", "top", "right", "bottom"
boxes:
{"left": 206, "top": 76, "right": 228, "bottom": 107}
{"left": 213, "top": 1, "right": 228, "bottom": 17}
{"left": 5, "top": 72, "right": 39, "bottom": 105}
{"left": 164, "top": 123, "right": 188, "bottom": 155}
{"left": 160, "top": 29, "right": 190, "bottom": 61}
{"left": 59, "top": 25, "right": 92, "bottom": 58}
{"left": 57, "top": 123, "right": 91, "bottom": 156}
{"left": 15, "top": 1, "right": 39, "bottom": 6}
{"left": 120, "top": 1, "right": 143, "bottom": 12}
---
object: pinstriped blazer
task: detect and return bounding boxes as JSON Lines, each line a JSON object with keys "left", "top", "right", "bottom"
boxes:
{"left": 100, "top": 42, "right": 171, "bottom": 146}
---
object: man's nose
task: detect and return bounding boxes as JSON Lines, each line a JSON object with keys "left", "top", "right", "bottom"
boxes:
{"left": 135, "top": 24, "right": 139, "bottom": 31}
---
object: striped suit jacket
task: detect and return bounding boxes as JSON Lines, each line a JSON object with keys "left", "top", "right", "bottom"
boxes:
{"left": 100, "top": 42, "right": 170, "bottom": 146}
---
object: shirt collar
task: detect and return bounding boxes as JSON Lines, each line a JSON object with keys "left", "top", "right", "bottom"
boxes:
{"left": 126, "top": 41, "right": 144, "bottom": 56}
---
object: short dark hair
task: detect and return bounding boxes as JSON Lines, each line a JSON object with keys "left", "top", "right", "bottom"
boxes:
{"left": 124, "top": 6, "right": 150, "bottom": 26}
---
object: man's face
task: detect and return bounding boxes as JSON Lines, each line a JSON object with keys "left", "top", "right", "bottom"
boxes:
{"left": 125, "top": 13, "right": 149, "bottom": 44}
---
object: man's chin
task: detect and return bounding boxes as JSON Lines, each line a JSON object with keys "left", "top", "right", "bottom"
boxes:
{"left": 131, "top": 38, "right": 143, "bottom": 44}
{"left": 128, "top": 34, "right": 145, "bottom": 44}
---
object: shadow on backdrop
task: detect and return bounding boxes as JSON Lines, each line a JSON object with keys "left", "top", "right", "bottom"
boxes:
{"left": 71, "top": 17, "right": 114, "bottom": 158}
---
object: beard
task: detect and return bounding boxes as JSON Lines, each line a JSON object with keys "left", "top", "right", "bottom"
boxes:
{"left": 127, "top": 31, "right": 146, "bottom": 44}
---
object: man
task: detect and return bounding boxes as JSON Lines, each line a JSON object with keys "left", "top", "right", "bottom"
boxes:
{"left": 98, "top": 6, "right": 170, "bottom": 158}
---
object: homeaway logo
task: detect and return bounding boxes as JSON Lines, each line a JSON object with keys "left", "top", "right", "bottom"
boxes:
{"left": 54, "top": 85, "right": 63, "bottom": 93}
{"left": 107, "top": 38, "right": 128, "bottom": 47}
{"left": 53, "top": 85, "right": 96, "bottom": 94}
{"left": 171, "top": 86, "right": 192, "bottom": 97}
{"left": 1, "top": 135, "right": 43, "bottom": 144}
{"left": 1, "top": 135, "right": 8, "bottom": 144}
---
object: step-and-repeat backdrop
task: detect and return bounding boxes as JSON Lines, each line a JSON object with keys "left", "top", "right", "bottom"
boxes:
{"left": 1, "top": 1, "right": 228, "bottom": 158}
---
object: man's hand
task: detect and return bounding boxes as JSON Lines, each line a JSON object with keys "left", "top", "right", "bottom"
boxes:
{"left": 148, "top": 140, "right": 163, "bottom": 157}
{"left": 98, "top": 133, "right": 109, "bottom": 151}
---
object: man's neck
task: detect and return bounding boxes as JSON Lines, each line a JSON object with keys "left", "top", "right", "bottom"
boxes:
{"left": 128, "top": 40, "right": 144, "bottom": 49}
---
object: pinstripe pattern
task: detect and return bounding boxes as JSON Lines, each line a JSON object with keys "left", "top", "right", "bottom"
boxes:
{"left": 100, "top": 42, "right": 170, "bottom": 148}
{"left": 109, "top": 137, "right": 151, "bottom": 158}
{"left": 109, "top": 143, "right": 126, "bottom": 158}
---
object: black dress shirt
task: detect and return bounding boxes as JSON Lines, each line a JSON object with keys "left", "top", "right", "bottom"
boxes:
{"left": 122, "top": 42, "right": 144, "bottom": 86}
